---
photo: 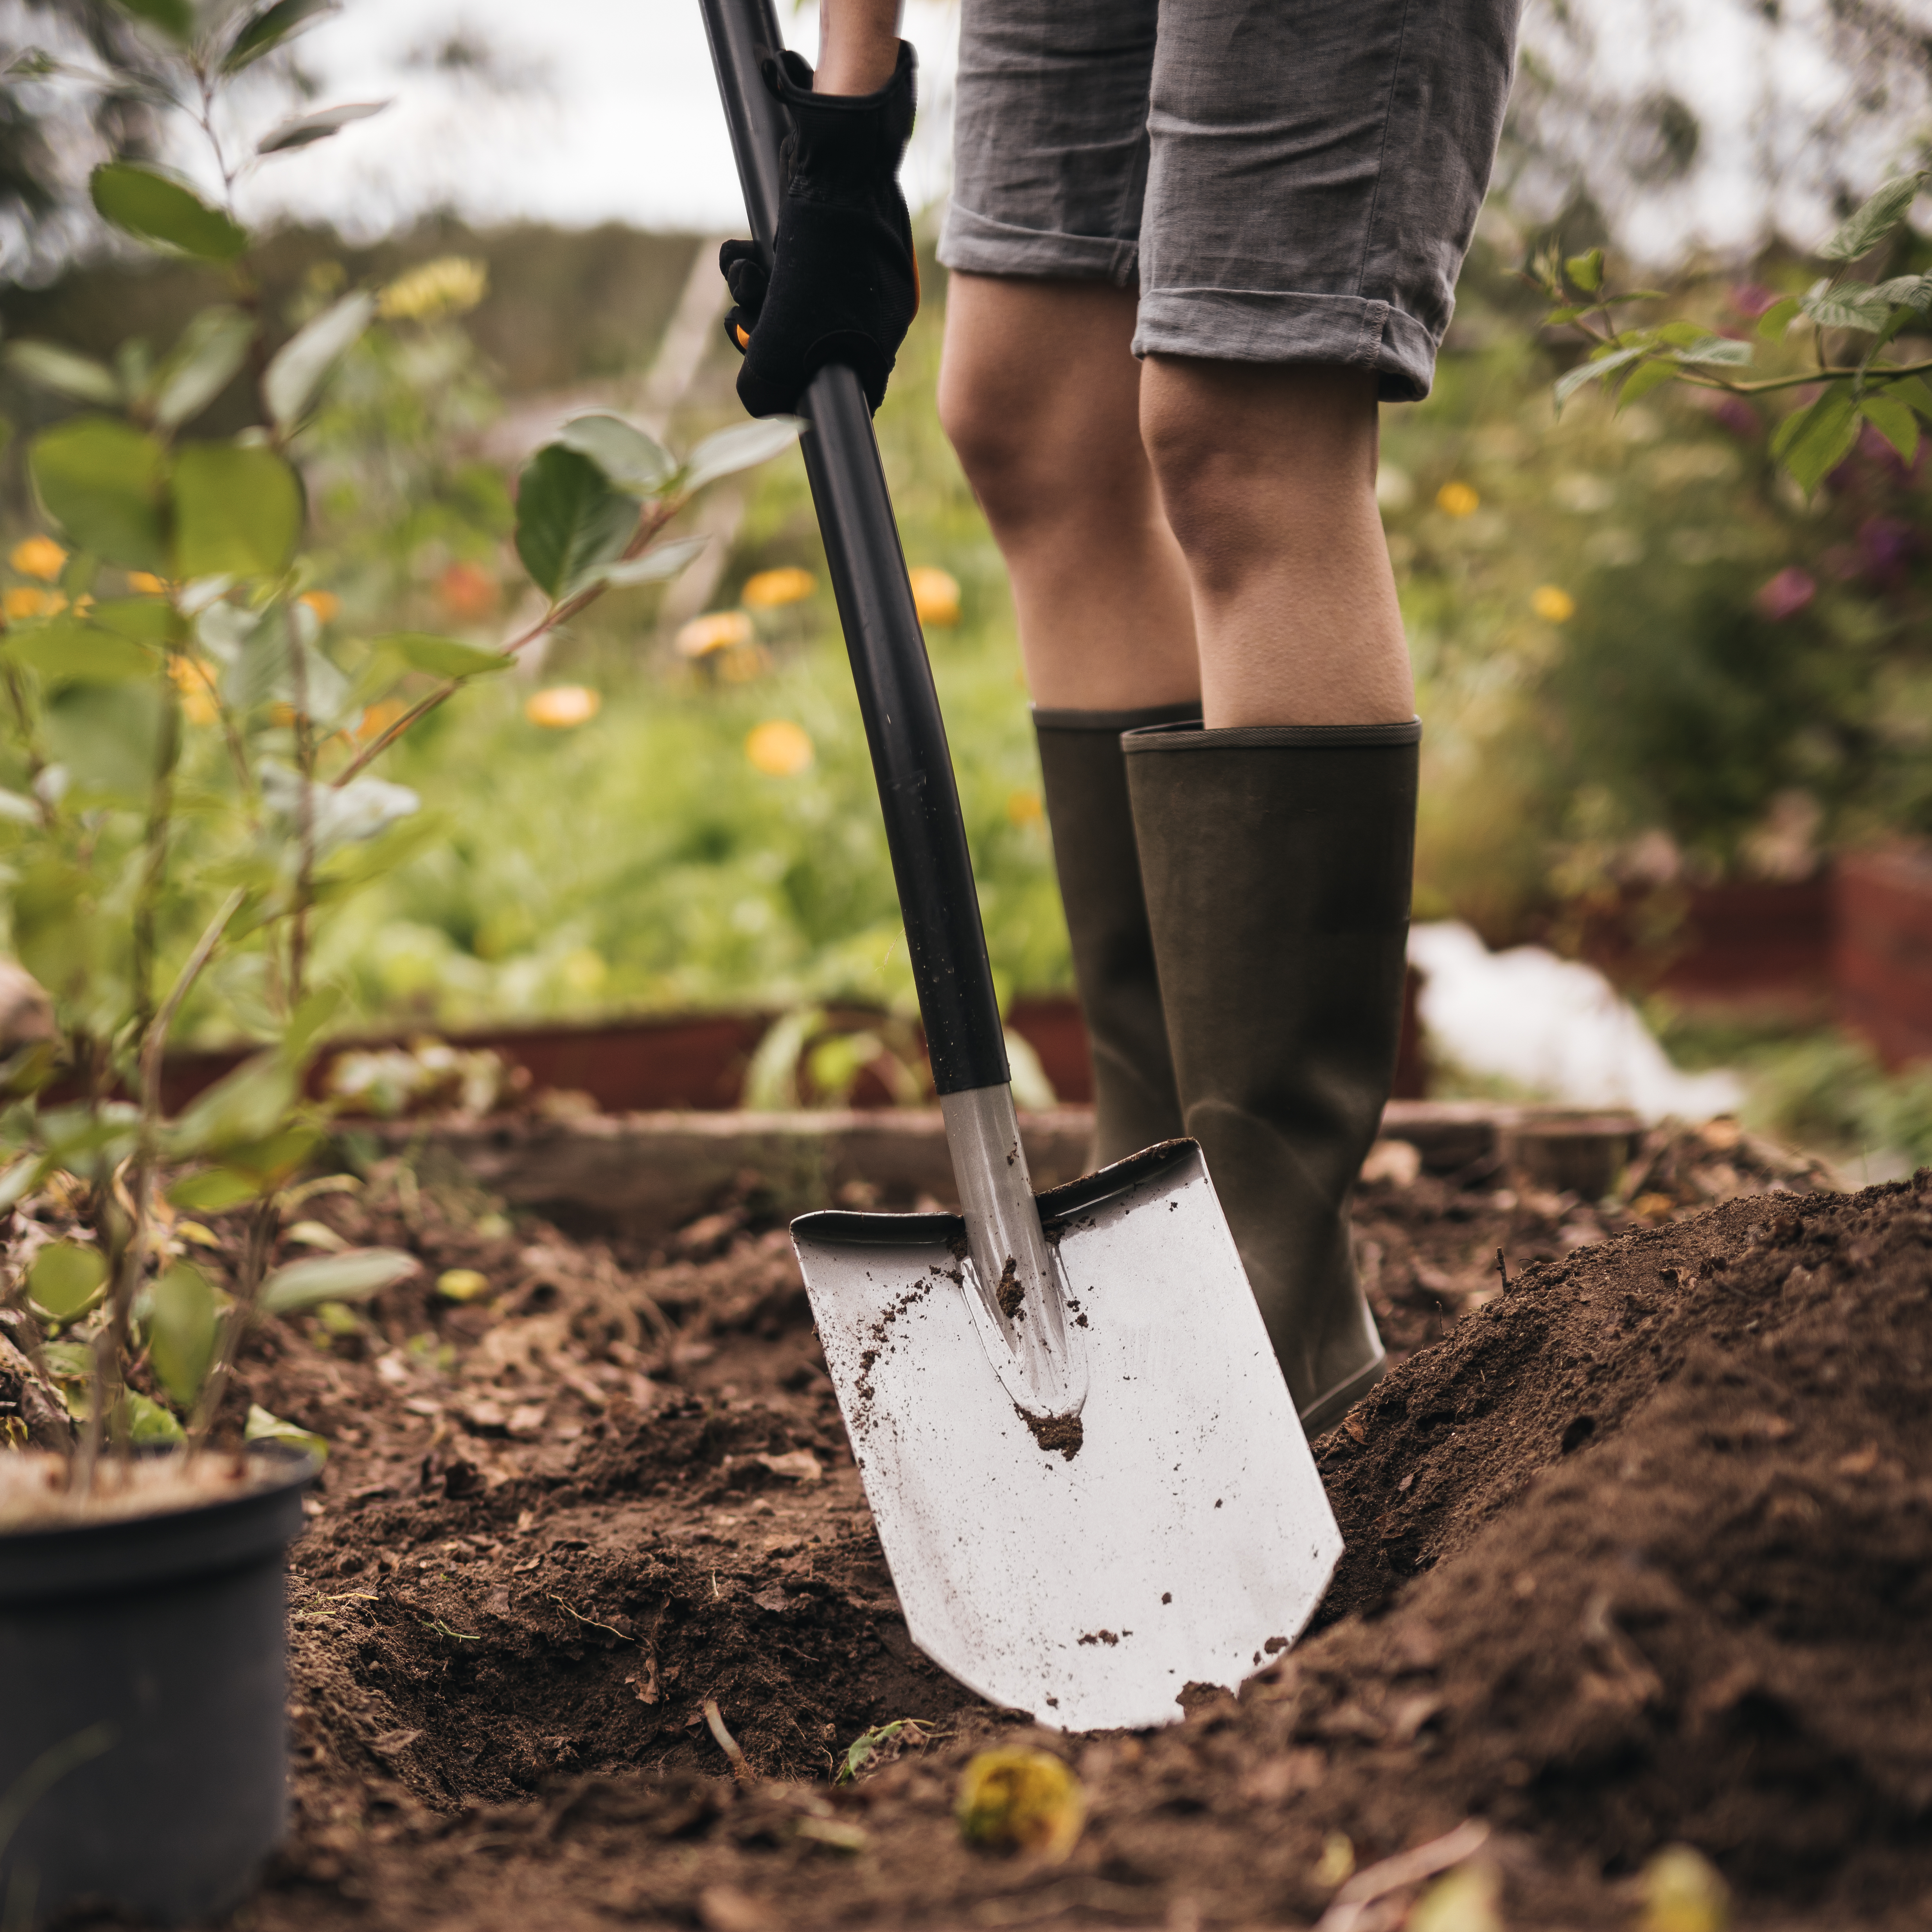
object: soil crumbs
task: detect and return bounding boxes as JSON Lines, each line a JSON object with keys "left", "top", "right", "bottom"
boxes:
{"left": 52, "top": 1136, "right": 1932, "bottom": 1932}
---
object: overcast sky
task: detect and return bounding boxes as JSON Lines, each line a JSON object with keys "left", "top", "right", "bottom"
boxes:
{"left": 224, "top": 1, "right": 959, "bottom": 242}
{"left": 188, "top": 0, "right": 1925, "bottom": 263}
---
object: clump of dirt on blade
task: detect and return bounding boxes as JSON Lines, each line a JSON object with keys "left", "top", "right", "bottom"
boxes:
{"left": 1018, "top": 1404, "right": 1083, "bottom": 1460}
{"left": 31, "top": 1142, "right": 1926, "bottom": 1932}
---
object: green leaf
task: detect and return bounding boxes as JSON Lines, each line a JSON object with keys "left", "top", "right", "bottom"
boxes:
{"left": 1818, "top": 171, "right": 1927, "bottom": 262}
{"left": 1891, "top": 374, "right": 1932, "bottom": 422}
{"left": 167, "top": 1166, "right": 264, "bottom": 1212}
{"left": 112, "top": 0, "right": 193, "bottom": 41}
{"left": 89, "top": 597, "right": 180, "bottom": 645}
{"left": 514, "top": 445, "right": 638, "bottom": 600}
{"left": 172, "top": 442, "right": 302, "bottom": 579}
{"left": 377, "top": 632, "right": 514, "bottom": 678}
{"left": 579, "top": 536, "right": 709, "bottom": 590}
{"left": 3, "top": 340, "right": 121, "bottom": 405}
{"left": 223, "top": 0, "right": 337, "bottom": 72}
{"left": 1799, "top": 280, "right": 1894, "bottom": 332}
{"left": 27, "top": 1240, "right": 108, "bottom": 1320}
{"left": 40, "top": 1340, "right": 92, "bottom": 1382}
{"left": 43, "top": 681, "right": 167, "bottom": 796}
{"left": 263, "top": 290, "right": 374, "bottom": 431}
{"left": 167, "top": 1050, "right": 297, "bottom": 1157}
{"left": 557, "top": 413, "right": 676, "bottom": 494}
{"left": 90, "top": 163, "right": 248, "bottom": 261}
{"left": 1553, "top": 342, "right": 1653, "bottom": 410}
{"left": 0, "top": 788, "right": 38, "bottom": 825}
{"left": 152, "top": 306, "right": 254, "bottom": 428}
{"left": 1616, "top": 357, "right": 1679, "bottom": 406}
{"left": 1874, "top": 272, "right": 1932, "bottom": 313}
{"left": 215, "top": 1126, "right": 321, "bottom": 1188}
{"left": 1860, "top": 392, "right": 1920, "bottom": 464}
{"left": 1655, "top": 320, "right": 1707, "bottom": 348}
{"left": 127, "top": 1391, "right": 185, "bottom": 1445}
{"left": 1542, "top": 306, "right": 1588, "bottom": 326}
{"left": 147, "top": 1261, "right": 217, "bottom": 1405}
{"left": 244, "top": 1402, "right": 326, "bottom": 1462}
{"left": 259, "top": 1246, "right": 417, "bottom": 1316}
{"left": 1564, "top": 248, "right": 1604, "bottom": 293}
{"left": 1673, "top": 335, "right": 1753, "bottom": 366}
{"left": 257, "top": 100, "right": 388, "bottom": 155}
{"left": 1771, "top": 387, "right": 1861, "bottom": 494}
{"left": 8, "top": 622, "right": 159, "bottom": 684}
{"left": 1756, "top": 296, "right": 1802, "bottom": 341}
{"left": 29, "top": 417, "right": 170, "bottom": 571}
{"left": 680, "top": 417, "right": 807, "bottom": 493}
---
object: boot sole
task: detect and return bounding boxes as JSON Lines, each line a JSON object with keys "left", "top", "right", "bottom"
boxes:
{"left": 1299, "top": 1350, "right": 1387, "bottom": 1438}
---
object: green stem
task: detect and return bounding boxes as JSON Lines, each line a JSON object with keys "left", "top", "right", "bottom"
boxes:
{"left": 328, "top": 497, "right": 686, "bottom": 787}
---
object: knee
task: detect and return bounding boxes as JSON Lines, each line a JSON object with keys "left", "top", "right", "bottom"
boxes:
{"left": 936, "top": 364, "right": 1051, "bottom": 532}
{"left": 939, "top": 348, "right": 1154, "bottom": 545}
{"left": 1140, "top": 360, "right": 1380, "bottom": 574}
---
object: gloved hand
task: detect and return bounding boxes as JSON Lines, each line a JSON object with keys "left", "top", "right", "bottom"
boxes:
{"left": 720, "top": 41, "right": 919, "bottom": 418}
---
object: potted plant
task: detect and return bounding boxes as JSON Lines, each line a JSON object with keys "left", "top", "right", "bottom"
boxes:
{"left": 0, "top": 7, "right": 802, "bottom": 1921}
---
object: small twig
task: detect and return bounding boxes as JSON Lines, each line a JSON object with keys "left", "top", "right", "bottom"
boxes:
{"left": 1493, "top": 1247, "right": 1511, "bottom": 1292}
{"left": 330, "top": 496, "right": 685, "bottom": 787}
{"left": 703, "top": 1698, "right": 757, "bottom": 1786}
{"left": 551, "top": 1596, "right": 634, "bottom": 1644}
{"left": 1314, "top": 1820, "right": 1492, "bottom": 1932}
{"left": 287, "top": 608, "right": 316, "bottom": 1011}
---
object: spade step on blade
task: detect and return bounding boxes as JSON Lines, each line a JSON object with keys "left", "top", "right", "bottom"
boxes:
{"left": 699, "top": 0, "right": 1343, "bottom": 1732}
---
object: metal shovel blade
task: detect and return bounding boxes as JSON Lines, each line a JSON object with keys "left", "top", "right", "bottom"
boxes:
{"left": 793, "top": 1141, "right": 1343, "bottom": 1733}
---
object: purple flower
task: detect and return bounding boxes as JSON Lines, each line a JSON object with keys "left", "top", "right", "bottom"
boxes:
{"left": 1708, "top": 395, "right": 1759, "bottom": 439}
{"left": 1753, "top": 567, "right": 1816, "bottom": 620}
{"left": 1858, "top": 514, "right": 1916, "bottom": 584}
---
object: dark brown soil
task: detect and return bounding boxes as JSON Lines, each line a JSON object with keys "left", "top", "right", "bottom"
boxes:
{"left": 34, "top": 1132, "right": 1932, "bottom": 1931}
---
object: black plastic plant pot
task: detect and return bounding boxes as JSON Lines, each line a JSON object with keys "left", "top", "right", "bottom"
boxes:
{"left": 0, "top": 1449, "right": 315, "bottom": 1929}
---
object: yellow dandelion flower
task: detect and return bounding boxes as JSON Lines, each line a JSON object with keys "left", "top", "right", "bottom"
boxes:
{"left": 909, "top": 566, "right": 961, "bottom": 627}
{"left": 377, "top": 256, "right": 488, "bottom": 322}
{"left": 168, "top": 656, "right": 220, "bottom": 725}
{"left": 1434, "top": 481, "right": 1480, "bottom": 518}
{"left": 676, "top": 610, "right": 756, "bottom": 659}
{"left": 745, "top": 719, "right": 814, "bottom": 776}
{"left": 740, "top": 566, "right": 816, "bottom": 609}
{"left": 299, "top": 589, "right": 340, "bottom": 624}
{"left": 10, "top": 536, "right": 67, "bottom": 582}
{"left": 126, "top": 571, "right": 170, "bottom": 596}
{"left": 1006, "top": 789, "right": 1043, "bottom": 827}
{"left": 1531, "top": 584, "right": 1576, "bottom": 623}
{"left": 4, "top": 587, "right": 63, "bottom": 621}
{"left": 525, "top": 685, "right": 601, "bottom": 729}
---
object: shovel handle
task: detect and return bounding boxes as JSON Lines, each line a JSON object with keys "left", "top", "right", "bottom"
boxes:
{"left": 699, "top": 0, "right": 1010, "bottom": 1100}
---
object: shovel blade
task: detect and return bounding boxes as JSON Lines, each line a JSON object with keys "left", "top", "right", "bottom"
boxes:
{"left": 793, "top": 1141, "right": 1342, "bottom": 1732}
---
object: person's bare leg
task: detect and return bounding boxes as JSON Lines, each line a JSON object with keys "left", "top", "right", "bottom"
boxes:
{"left": 938, "top": 275, "right": 1198, "bottom": 710}
{"left": 1138, "top": 357, "right": 1412, "bottom": 728}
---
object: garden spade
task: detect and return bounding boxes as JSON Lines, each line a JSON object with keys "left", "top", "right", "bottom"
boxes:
{"left": 699, "top": 0, "right": 1343, "bottom": 1732}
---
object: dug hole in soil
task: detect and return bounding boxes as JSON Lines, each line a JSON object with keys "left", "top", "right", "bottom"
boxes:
{"left": 39, "top": 1127, "right": 1932, "bottom": 1931}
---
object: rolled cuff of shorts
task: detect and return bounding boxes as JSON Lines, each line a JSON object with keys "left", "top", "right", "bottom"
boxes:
{"left": 937, "top": 199, "right": 1139, "bottom": 288}
{"left": 1131, "top": 287, "right": 1440, "bottom": 401}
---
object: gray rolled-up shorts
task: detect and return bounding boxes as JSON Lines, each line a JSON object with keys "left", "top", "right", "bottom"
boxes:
{"left": 936, "top": 0, "right": 1520, "bottom": 400}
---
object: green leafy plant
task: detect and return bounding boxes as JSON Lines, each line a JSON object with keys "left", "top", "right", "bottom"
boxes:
{"left": 0, "top": 2, "right": 800, "bottom": 1483}
{"left": 1540, "top": 172, "right": 1932, "bottom": 493}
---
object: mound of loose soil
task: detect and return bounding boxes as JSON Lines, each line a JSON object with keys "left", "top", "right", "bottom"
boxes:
{"left": 28, "top": 1142, "right": 1929, "bottom": 1931}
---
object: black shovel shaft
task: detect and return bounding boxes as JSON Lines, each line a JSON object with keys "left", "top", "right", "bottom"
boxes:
{"left": 699, "top": 0, "right": 1009, "bottom": 1097}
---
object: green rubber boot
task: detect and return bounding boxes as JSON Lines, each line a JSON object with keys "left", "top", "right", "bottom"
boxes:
{"left": 1123, "top": 719, "right": 1419, "bottom": 1432}
{"left": 1033, "top": 705, "right": 1196, "bottom": 1167}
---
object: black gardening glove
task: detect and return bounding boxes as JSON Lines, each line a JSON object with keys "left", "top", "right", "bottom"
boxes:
{"left": 720, "top": 41, "right": 919, "bottom": 418}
